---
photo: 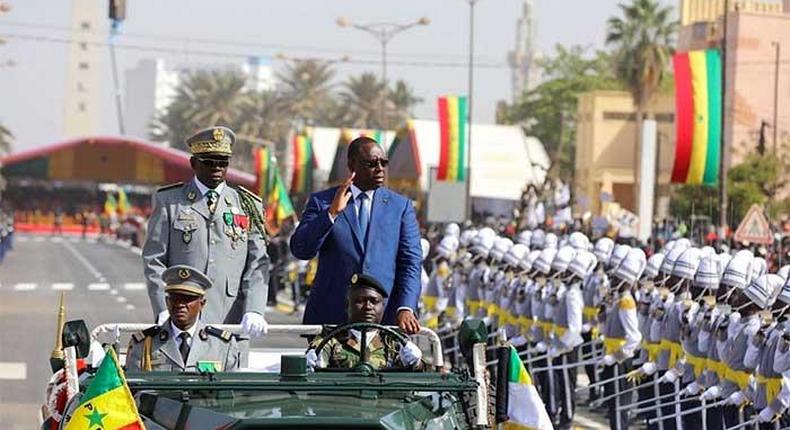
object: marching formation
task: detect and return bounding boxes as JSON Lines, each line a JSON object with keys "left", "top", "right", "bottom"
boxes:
{"left": 420, "top": 224, "right": 790, "bottom": 430}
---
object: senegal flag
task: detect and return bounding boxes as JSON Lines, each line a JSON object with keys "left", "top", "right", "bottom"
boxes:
{"left": 103, "top": 193, "right": 118, "bottom": 216}
{"left": 496, "top": 346, "right": 553, "bottom": 430}
{"left": 117, "top": 189, "right": 131, "bottom": 216}
{"left": 64, "top": 348, "right": 145, "bottom": 430}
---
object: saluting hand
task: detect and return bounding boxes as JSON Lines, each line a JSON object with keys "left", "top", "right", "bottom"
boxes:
{"left": 329, "top": 172, "right": 355, "bottom": 217}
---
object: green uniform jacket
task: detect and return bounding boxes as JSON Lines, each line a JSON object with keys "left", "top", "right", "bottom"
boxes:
{"left": 310, "top": 330, "right": 423, "bottom": 370}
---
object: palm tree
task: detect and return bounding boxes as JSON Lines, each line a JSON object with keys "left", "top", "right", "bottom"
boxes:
{"left": 606, "top": 0, "right": 676, "bottom": 207}
{"left": 277, "top": 59, "right": 335, "bottom": 126}
{"left": 151, "top": 69, "right": 248, "bottom": 150}
{"left": 388, "top": 80, "right": 423, "bottom": 129}
{"left": 337, "top": 72, "right": 387, "bottom": 129}
{"left": 0, "top": 123, "right": 13, "bottom": 155}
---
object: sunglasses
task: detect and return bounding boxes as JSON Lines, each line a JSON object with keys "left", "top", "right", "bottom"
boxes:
{"left": 197, "top": 157, "right": 229, "bottom": 168}
{"left": 359, "top": 158, "right": 389, "bottom": 169}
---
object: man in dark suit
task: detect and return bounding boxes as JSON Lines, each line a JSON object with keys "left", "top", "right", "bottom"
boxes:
{"left": 290, "top": 136, "right": 422, "bottom": 333}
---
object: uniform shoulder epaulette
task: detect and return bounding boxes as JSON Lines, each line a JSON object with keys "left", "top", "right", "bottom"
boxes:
{"left": 157, "top": 182, "right": 184, "bottom": 192}
{"left": 132, "top": 325, "right": 161, "bottom": 343}
{"left": 234, "top": 185, "right": 262, "bottom": 203}
{"left": 619, "top": 294, "right": 636, "bottom": 311}
{"left": 205, "top": 325, "right": 232, "bottom": 342}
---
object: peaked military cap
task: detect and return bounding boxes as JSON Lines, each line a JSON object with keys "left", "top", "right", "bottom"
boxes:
{"left": 163, "top": 264, "right": 213, "bottom": 297}
{"left": 348, "top": 273, "right": 388, "bottom": 298}
{"left": 186, "top": 126, "right": 235, "bottom": 156}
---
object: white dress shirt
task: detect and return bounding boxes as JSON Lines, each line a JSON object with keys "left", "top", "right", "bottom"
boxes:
{"left": 170, "top": 321, "right": 199, "bottom": 350}
{"left": 328, "top": 184, "right": 375, "bottom": 223}
{"left": 193, "top": 176, "right": 226, "bottom": 197}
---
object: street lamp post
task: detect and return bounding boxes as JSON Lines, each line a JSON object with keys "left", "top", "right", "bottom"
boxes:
{"left": 337, "top": 16, "right": 430, "bottom": 129}
{"left": 771, "top": 41, "right": 781, "bottom": 155}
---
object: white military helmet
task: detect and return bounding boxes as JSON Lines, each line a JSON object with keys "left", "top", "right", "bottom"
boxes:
{"left": 520, "top": 249, "right": 541, "bottom": 272}
{"left": 534, "top": 247, "right": 559, "bottom": 274}
{"left": 436, "top": 235, "right": 460, "bottom": 260}
{"left": 643, "top": 253, "right": 665, "bottom": 280}
{"left": 593, "top": 237, "right": 615, "bottom": 265}
{"left": 569, "top": 250, "right": 598, "bottom": 280}
{"left": 778, "top": 265, "right": 790, "bottom": 281}
{"left": 472, "top": 227, "right": 496, "bottom": 246}
{"left": 504, "top": 244, "right": 529, "bottom": 267}
{"left": 744, "top": 274, "right": 784, "bottom": 310}
{"left": 717, "top": 253, "right": 732, "bottom": 278}
{"left": 490, "top": 237, "right": 514, "bottom": 262}
{"left": 531, "top": 229, "right": 546, "bottom": 249}
{"left": 544, "top": 233, "right": 559, "bottom": 249}
{"left": 459, "top": 229, "right": 478, "bottom": 247}
{"left": 444, "top": 223, "right": 460, "bottom": 238}
{"left": 552, "top": 245, "right": 577, "bottom": 274}
{"left": 694, "top": 254, "right": 722, "bottom": 291}
{"left": 673, "top": 247, "right": 703, "bottom": 281}
{"left": 700, "top": 246, "right": 717, "bottom": 258}
{"left": 659, "top": 242, "right": 691, "bottom": 276}
{"left": 778, "top": 276, "right": 790, "bottom": 304}
{"left": 721, "top": 254, "right": 754, "bottom": 290}
{"left": 751, "top": 257, "right": 767, "bottom": 282}
{"left": 568, "top": 232, "right": 590, "bottom": 251}
{"left": 609, "top": 244, "right": 631, "bottom": 270}
{"left": 615, "top": 248, "right": 647, "bottom": 285}
{"left": 420, "top": 238, "right": 430, "bottom": 262}
{"left": 516, "top": 230, "right": 532, "bottom": 247}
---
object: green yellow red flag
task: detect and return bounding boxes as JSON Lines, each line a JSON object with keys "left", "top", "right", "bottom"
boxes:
{"left": 437, "top": 95, "right": 468, "bottom": 182}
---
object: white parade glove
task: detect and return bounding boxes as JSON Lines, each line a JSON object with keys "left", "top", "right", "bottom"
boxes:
{"left": 658, "top": 368, "right": 678, "bottom": 384}
{"left": 758, "top": 406, "right": 776, "bottom": 423}
{"left": 398, "top": 341, "right": 423, "bottom": 366}
{"left": 582, "top": 323, "right": 592, "bottom": 333}
{"left": 87, "top": 340, "right": 106, "bottom": 368}
{"left": 598, "top": 354, "right": 615, "bottom": 367}
{"left": 510, "top": 335, "right": 528, "bottom": 347}
{"left": 305, "top": 349, "right": 318, "bottom": 370}
{"left": 157, "top": 310, "right": 169, "bottom": 325}
{"left": 684, "top": 381, "right": 701, "bottom": 396}
{"left": 725, "top": 391, "right": 745, "bottom": 406}
{"left": 701, "top": 386, "right": 721, "bottom": 401}
{"left": 640, "top": 362, "right": 657, "bottom": 376}
{"left": 534, "top": 341, "right": 547, "bottom": 353}
{"left": 241, "top": 312, "right": 268, "bottom": 337}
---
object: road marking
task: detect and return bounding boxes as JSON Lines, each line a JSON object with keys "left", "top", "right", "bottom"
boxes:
{"left": 88, "top": 283, "right": 110, "bottom": 291}
{"left": 60, "top": 239, "right": 103, "bottom": 281}
{"left": 124, "top": 283, "right": 146, "bottom": 291}
{"left": 34, "top": 237, "right": 45, "bottom": 242}
{"left": 125, "top": 304, "right": 136, "bottom": 310}
{"left": 115, "top": 296, "right": 127, "bottom": 303}
{"left": 110, "top": 289, "right": 119, "bottom": 296}
{"left": 0, "top": 362, "right": 27, "bottom": 380}
{"left": 13, "top": 283, "right": 37, "bottom": 291}
{"left": 16, "top": 236, "right": 29, "bottom": 242}
{"left": 51, "top": 283, "right": 74, "bottom": 290}
{"left": 69, "top": 237, "right": 79, "bottom": 243}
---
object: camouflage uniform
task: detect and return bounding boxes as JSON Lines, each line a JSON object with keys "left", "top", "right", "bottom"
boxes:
{"left": 310, "top": 331, "right": 422, "bottom": 370}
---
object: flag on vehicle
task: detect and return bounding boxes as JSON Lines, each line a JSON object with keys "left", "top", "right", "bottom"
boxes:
{"left": 436, "top": 95, "right": 468, "bottom": 182}
{"left": 103, "top": 193, "right": 118, "bottom": 216}
{"left": 495, "top": 346, "right": 553, "bottom": 430}
{"left": 64, "top": 348, "right": 145, "bottom": 430}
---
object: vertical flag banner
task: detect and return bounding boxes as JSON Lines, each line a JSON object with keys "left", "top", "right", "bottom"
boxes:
{"left": 495, "top": 346, "right": 553, "bottom": 430}
{"left": 103, "top": 193, "right": 118, "bottom": 216}
{"left": 437, "top": 95, "right": 468, "bottom": 182}
{"left": 266, "top": 169, "right": 296, "bottom": 236}
{"left": 671, "top": 48, "right": 721, "bottom": 185}
{"left": 64, "top": 348, "right": 145, "bottom": 430}
{"left": 254, "top": 147, "right": 276, "bottom": 198}
{"left": 290, "top": 133, "right": 314, "bottom": 194}
{"left": 117, "top": 189, "right": 131, "bottom": 216}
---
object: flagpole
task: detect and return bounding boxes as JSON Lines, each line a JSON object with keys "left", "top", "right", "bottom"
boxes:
{"left": 465, "top": 0, "right": 479, "bottom": 221}
{"left": 718, "top": 0, "right": 729, "bottom": 246}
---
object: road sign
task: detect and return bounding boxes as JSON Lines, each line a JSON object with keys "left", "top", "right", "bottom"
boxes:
{"left": 733, "top": 204, "right": 773, "bottom": 245}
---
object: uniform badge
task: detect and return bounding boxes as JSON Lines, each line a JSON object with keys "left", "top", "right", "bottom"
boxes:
{"left": 351, "top": 274, "right": 359, "bottom": 284}
{"left": 187, "top": 191, "right": 197, "bottom": 201}
{"left": 159, "top": 330, "right": 169, "bottom": 341}
{"left": 225, "top": 196, "right": 232, "bottom": 205}
{"left": 199, "top": 329, "right": 208, "bottom": 341}
{"left": 178, "top": 269, "right": 190, "bottom": 280}
{"left": 223, "top": 212, "right": 233, "bottom": 226}
{"left": 183, "top": 231, "right": 192, "bottom": 244}
{"left": 213, "top": 127, "right": 225, "bottom": 142}
{"left": 230, "top": 206, "right": 240, "bottom": 215}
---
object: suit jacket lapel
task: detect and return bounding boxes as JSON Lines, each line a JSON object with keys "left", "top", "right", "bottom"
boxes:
{"left": 341, "top": 195, "right": 365, "bottom": 251}
{"left": 186, "top": 321, "right": 208, "bottom": 370}
{"left": 159, "top": 322, "right": 185, "bottom": 370}
{"left": 185, "top": 181, "right": 211, "bottom": 220}
{"left": 366, "top": 188, "right": 389, "bottom": 248}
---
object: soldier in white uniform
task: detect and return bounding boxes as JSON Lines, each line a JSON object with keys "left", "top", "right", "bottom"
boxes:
{"left": 142, "top": 126, "right": 269, "bottom": 336}
{"left": 127, "top": 265, "right": 242, "bottom": 372}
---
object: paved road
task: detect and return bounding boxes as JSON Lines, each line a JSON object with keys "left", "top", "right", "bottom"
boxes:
{"left": 0, "top": 233, "right": 610, "bottom": 430}
{"left": 0, "top": 233, "right": 302, "bottom": 430}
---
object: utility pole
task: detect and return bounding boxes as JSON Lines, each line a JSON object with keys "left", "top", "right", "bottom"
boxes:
{"left": 718, "top": 0, "right": 729, "bottom": 246}
{"left": 108, "top": 0, "right": 126, "bottom": 135}
{"left": 772, "top": 41, "right": 781, "bottom": 155}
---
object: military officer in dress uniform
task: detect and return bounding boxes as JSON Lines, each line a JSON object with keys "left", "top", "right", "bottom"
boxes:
{"left": 126, "top": 265, "right": 242, "bottom": 372}
{"left": 142, "top": 126, "right": 270, "bottom": 336}
{"left": 305, "top": 273, "right": 424, "bottom": 370}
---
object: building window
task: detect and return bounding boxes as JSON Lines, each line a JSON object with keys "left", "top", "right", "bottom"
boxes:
{"left": 79, "top": 42, "right": 88, "bottom": 51}
{"left": 692, "top": 23, "right": 707, "bottom": 40}
{"left": 78, "top": 102, "right": 86, "bottom": 112}
{"left": 603, "top": 111, "right": 636, "bottom": 121}
{"left": 76, "top": 82, "right": 86, "bottom": 92}
{"left": 78, "top": 62, "right": 89, "bottom": 70}
{"left": 81, "top": 21, "right": 91, "bottom": 30}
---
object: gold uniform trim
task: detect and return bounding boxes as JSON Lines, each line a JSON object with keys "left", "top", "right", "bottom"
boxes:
{"left": 190, "top": 139, "right": 232, "bottom": 155}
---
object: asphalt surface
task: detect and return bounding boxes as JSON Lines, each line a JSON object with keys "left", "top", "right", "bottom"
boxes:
{"left": 0, "top": 233, "right": 610, "bottom": 430}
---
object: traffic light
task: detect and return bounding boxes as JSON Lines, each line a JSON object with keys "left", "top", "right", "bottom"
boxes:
{"left": 109, "top": 0, "right": 126, "bottom": 22}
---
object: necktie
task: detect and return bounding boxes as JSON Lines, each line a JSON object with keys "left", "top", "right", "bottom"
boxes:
{"left": 206, "top": 190, "right": 218, "bottom": 214}
{"left": 178, "top": 332, "right": 191, "bottom": 363}
{"left": 357, "top": 193, "right": 369, "bottom": 240}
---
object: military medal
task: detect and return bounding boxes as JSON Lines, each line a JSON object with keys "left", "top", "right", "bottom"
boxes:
{"left": 223, "top": 212, "right": 233, "bottom": 226}
{"left": 183, "top": 231, "right": 192, "bottom": 244}
{"left": 225, "top": 196, "right": 232, "bottom": 205}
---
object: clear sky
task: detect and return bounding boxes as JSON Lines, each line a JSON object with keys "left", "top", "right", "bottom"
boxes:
{"left": 0, "top": 0, "right": 675, "bottom": 151}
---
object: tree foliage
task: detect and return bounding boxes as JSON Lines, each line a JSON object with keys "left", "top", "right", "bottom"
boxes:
{"left": 501, "top": 45, "right": 624, "bottom": 182}
{"left": 0, "top": 122, "right": 13, "bottom": 156}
